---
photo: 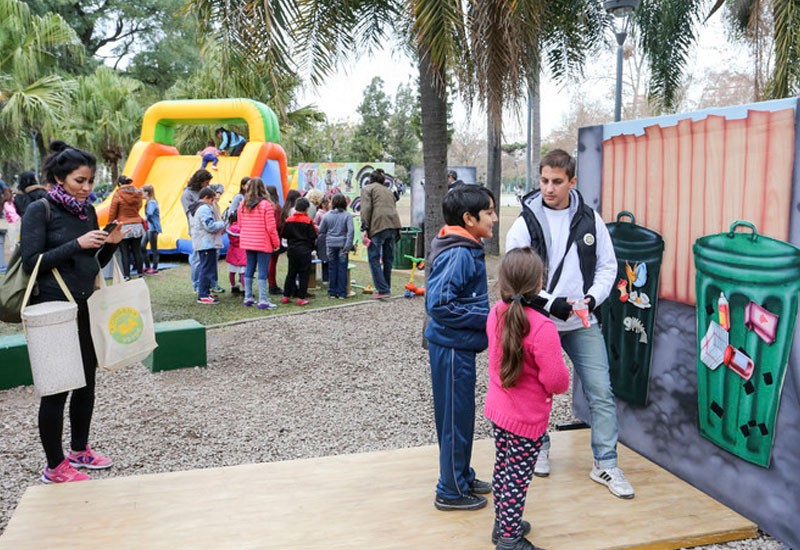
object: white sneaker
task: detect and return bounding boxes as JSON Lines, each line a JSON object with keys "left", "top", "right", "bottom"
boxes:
{"left": 590, "top": 461, "right": 635, "bottom": 499}
{"left": 533, "top": 448, "right": 550, "bottom": 477}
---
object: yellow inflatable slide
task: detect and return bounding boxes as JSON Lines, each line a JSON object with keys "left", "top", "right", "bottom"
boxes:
{"left": 97, "top": 98, "right": 288, "bottom": 253}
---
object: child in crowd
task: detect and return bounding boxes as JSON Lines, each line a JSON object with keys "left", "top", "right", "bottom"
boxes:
{"left": 197, "top": 140, "right": 221, "bottom": 171}
{"left": 209, "top": 184, "right": 226, "bottom": 294}
{"left": 237, "top": 177, "right": 280, "bottom": 310}
{"left": 225, "top": 210, "right": 246, "bottom": 293}
{"left": 318, "top": 193, "right": 353, "bottom": 299}
{"left": 424, "top": 184, "right": 498, "bottom": 512}
{"left": 188, "top": 187, "right": 225, "bottom": 304}
{"left": 1, "top": 187, "right": 21, "bottom": 268}
{"left": 266, "top": 185, "right": 284, "bottom": 295}
{"left": 313, "top": 195, "right": 330, "bottom": 284}
{"left": 141, "top": 184, "right": 161, "bottom": 275}
{"left": 485, "top": 248, "right": 570, "bottom": 550}
{"left": 281, "top": 197, "right": 317, "bottom": 306}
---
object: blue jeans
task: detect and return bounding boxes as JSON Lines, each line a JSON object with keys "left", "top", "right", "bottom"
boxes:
{"left": 326, "top": 246, "right": 348, "bottom": 298}
{"left": 540, "top": 323, "right": 619, "bottom": 468}
{"left": 197, "top": 249, "right": 218, "bottom": 298}
{"left": 429, "top": 342, "right": 477, "bottom": 499}
{"left": 245, "top": 250, "right": 270, "bottom": 280}
{"left": 367, "top": 228, "right": 396, "bottom": 295}
{"left": 190, "top": 250, "right": 200, "bottom": 290}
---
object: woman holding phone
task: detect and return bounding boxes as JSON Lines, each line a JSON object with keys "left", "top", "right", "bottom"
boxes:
{"left": 20, "top": 141, "right": 124, "bottom": 483}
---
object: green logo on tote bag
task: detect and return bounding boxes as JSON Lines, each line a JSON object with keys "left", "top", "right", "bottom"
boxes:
{"left": 108, "top": 307, "right": 144, "bottom": 345}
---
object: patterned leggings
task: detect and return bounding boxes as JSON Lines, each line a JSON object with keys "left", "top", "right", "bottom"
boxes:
{"left": 492, "top": 425, "right": 544, "bottom": 540}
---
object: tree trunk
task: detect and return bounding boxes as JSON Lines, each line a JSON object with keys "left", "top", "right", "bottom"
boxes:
{"left": 418, "top": 52, "right": 448, "bottom": 275}
{"left": 484, "top": 109, "right": 501, "bottom": 256}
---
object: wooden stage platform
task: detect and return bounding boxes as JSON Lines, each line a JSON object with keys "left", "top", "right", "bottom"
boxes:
{"left": 1, "top": 431, "right": 756, "bottom": 549}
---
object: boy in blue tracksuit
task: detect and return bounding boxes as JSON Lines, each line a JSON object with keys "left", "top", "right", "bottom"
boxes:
{"left": 425, "top": 184, "right": 499, "bottom": 511}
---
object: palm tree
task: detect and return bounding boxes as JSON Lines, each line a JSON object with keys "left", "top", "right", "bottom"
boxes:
{"left": 60, "top": 67, "right": 145, "bottom": 184}
{"left": 187, "top": 0, "right": 465, "bottom": 259}
{"left": 0, "top": 0, "right": 83, "bottom": 169}
{"left": 706, "top": 0, "right": 800, "bottom": 100}
{"left": 464, "top": 0, "right": 605, "bottom": 254}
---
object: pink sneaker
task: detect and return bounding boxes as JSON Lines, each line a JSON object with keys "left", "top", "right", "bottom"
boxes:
{"left": 296, "top": 298, "right": 309, "bottom": 306}
{"left": 67, "top": 445, "right": 113, "bottom": 470}
{"left": 281, "top": 296, "right": 291, "bottom": 304}
{"left": 42, "top": 458, "right": 91, "bottom": 484}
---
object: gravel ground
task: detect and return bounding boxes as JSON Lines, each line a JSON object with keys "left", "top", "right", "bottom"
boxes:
{"left": 0, "top": 297, "right": 784, "bottom": 548}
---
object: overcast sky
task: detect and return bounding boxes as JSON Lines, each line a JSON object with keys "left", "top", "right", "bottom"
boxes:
{"left": 298, "top": 15, "right": 751, "bottom": 142}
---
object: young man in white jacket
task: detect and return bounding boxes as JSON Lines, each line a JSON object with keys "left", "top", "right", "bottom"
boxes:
{"left": 505, "top": 148, "right": 634, "bottom": 499}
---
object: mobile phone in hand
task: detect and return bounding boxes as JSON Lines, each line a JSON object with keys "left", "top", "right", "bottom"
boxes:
{"left": 102, "top": 222, "right": 118, "bottom": 233}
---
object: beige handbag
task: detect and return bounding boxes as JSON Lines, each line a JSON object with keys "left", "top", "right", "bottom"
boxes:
{"left": 21, "top": 255, "right": 86, "bottom": 396}
{"left": 88, "top": 256, "right": 157, "bottom": 371}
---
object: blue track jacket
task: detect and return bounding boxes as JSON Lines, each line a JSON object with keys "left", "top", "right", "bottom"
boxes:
{"left": 424, "top": 225, "right": 489, "bottom": 352}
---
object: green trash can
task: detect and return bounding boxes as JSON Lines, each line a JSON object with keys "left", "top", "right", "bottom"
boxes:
{"left": 601, "top": 211, "right": 665, "bottom": 406}
{"left": 393, "top": 227, "right": 421, "bottom": 269}
{"left": 694, "top": 221, "right": 800, "bottom": 467}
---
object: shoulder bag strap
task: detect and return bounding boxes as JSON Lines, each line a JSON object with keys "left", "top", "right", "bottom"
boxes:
{"left": 546, "top": 226, "right": 579, "bottom": 294}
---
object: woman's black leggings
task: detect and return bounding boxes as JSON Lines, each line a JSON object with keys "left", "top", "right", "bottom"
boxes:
{"left": 120, "top": 236, "right": 144, "bottom": 277}
{"left": 39, "top": 303, "right": 97, "bottom": 469}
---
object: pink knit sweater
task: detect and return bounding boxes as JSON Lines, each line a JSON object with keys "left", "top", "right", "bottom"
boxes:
{"left": 484, "top": 301, "right": 571, "bottom": 440}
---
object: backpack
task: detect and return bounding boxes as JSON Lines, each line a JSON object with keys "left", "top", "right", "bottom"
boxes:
{"left": 0, "top": 198, "right": 50, "bottom": 323}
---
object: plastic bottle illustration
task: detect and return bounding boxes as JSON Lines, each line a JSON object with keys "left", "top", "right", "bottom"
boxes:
{"left": 718, "top": 292, "right": 730, "bottom": 330}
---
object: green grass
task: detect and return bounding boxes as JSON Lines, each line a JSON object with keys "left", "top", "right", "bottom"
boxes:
{"left": 0, "top": 257, "right": 423, "bottom": 336}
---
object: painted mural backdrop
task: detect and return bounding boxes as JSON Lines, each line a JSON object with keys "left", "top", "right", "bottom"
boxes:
{"left": 576, "top": 98, "right": 800, "bottom": 548}
{"left": 292, "top": 162, "right": 395, "bottom": 261}
{"left": 601, "top": 109, "right": 795, "bottom": 305}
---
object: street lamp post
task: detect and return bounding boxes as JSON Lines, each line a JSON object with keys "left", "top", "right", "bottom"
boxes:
{"left": 604, "top": 0, "right": 640, "bottom": 122}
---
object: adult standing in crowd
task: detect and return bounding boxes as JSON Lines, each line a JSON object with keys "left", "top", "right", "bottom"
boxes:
{"left": 505, "top": 148, "right": 634, "bottom": 500}
{"left": 20, "top": 141, "right": 124, "bottom": 483}
{"left": 181, "top": 169, "right": 213, "bottom": 292}
{"left": 447, "top": 169, "right": 464, "bottom": 190}
{"left": 108, "top": 175, "right": 145, "bottom": 280}
{"left": 360, "top": 171, "right": 401, "bottom": 299}
{"left": 14, "top": 171, "right": 49, "bottom": 217}
{"left": 215, "top": 127, "right": 247, "bottom": 157}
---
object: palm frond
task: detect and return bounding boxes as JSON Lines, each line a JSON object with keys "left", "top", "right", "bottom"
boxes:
{"left": 637, "top": 0, "right": 702, "bottom": 112}
{"left": 766, "top": 0, "right": 800, "bottom": 98}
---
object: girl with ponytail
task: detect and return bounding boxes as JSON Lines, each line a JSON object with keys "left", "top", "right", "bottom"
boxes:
{"left": 484, "top": 247, "right": 571, "bottom": 549}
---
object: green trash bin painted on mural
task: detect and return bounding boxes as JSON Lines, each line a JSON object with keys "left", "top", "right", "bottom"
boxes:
{"left": 601, "top": 211, "right": 665, "bottom": 406}
{"left": 694, "top": 221, "right": 800, "bottom": 467}
{"left": 393, "top": 227, "right": 421, "bottom": 269}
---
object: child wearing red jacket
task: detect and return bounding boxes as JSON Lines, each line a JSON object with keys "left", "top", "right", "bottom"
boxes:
{"left": 485, "top": 247, "right": 571, "bottom": 550}
{"left": 225, "top": 210, "right": 247, "bottom": 293}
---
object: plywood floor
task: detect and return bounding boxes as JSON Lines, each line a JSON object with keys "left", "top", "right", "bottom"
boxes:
{"left": 0, "top": 430, "right": 755, "bottom": 549}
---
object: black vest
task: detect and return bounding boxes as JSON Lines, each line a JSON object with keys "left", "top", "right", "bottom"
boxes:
{"left": 520, "top": 195, "right": 597, "bottom": 295}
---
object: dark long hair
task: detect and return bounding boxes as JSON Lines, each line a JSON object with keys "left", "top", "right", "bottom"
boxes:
{"left": 244, "top": 177, "right": 268, "bottom": 210}
{"left": 42, "top": 141, "right": 96, "bottom": 186}
{"left": 281, "top": 189, "right": 301, "bottom": 224}
{"left": 187, "top": 169, "right": 212, "bottom": 191}
{"left": 496, "top": 247, "right": 545, "bottom": 388}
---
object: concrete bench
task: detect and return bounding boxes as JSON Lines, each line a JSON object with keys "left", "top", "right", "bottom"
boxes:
{"left": 0, "top": 319, "right": 207, "bottom": 390}
{"left": 0, "top": 333, "right": 33, "bottom": 391}
{"left": 143, "top": 319, "right": 207, "bottom": 373}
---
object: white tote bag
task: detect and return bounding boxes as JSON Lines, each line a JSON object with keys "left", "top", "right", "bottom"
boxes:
{"left": 88, "top": 257, "right": 157, "bottom": 371}
{"left": 21, "top": 255, "right": 86, "bottom": 396}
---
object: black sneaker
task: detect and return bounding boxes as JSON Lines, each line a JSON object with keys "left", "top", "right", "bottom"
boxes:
{"left": 492, "top": 520, "right": 532, "bottom": 545}
{"left": 495, "top": 535, "right": 543, "bottom": 550}
{"left": 434, "top": 493, "right": 487, "bottom": 511}
{"left": 269, "top": 286, "right": 283, "bottom": 295}
{"left": 470, "top": 478, "right": 492, "bottom": 494}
